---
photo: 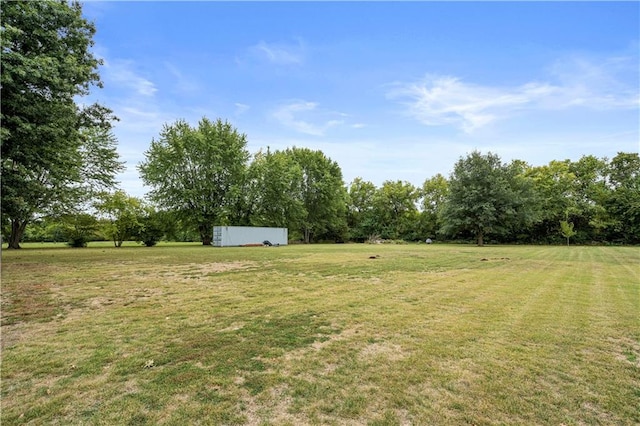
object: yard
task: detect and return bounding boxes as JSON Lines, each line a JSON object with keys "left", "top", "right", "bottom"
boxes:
{"left": 1, "top": 243, "right": 638, "bottom": 425}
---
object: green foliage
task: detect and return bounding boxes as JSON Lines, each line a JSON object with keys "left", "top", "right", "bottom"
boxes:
{"left": 138, "top": 118, "right": 250, "bottom": 245}
{"left": 245, "top": 149, "right": 306, "bottom": 229}
{"left": 524, "top": 154, "right": 637, "bottom": 244}
{"left": 559, "top": 220, "right": 577, "bottom": 246}
{"left": 135, "top": 208, "right": 166, "bottom": 247}
{"left": 419, "top": 173, "right": 449, "bottom": 239}
{"left": 21, "top": 218, "right": 67, "bottom": 243}
{"left": 1, "top": 0, "right": 122, "bottom": 249}
{"left": 60, "top": 213, "right": 99, "bottom": 247}
{"left": 372, "top": 180, "right": 420, "bottom": 240}
{"left": 347, "top": 178, "right": 378, "bottom": 242}
{"left": 284, "top": 147, "right": 348, "bottom": 243}
{"left": 604, "top": 152, "right": 640, "bottom": 244}
{"left": 94, "top": 191, "right": 143, "bottom": 247}
{"left": 441, "top": 151, "right": 538, "bottom": 246}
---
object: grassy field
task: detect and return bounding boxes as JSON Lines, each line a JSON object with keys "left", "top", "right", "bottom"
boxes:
{"left": 1, "top": 243, "right": 639, "bottom": 425}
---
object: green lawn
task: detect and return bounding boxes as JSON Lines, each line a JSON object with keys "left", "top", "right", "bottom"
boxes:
{"left": 2, "top": 243, "right": 638, "bottom": 425}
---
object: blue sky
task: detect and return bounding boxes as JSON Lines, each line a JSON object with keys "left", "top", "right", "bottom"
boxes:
{"left": 81, "top": 1, "right": 640, "bottom": 198}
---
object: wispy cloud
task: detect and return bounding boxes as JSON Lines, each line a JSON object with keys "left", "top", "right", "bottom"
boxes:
{"left": 272, "top": 101, "right": 345, "bottom": 136}
{"left": 544, "top": 55, "right": 639, "bottom": 110}
{"left": 235, "top": 103, "right": 250, "bottom": 115}
{"left": 164, "top": 62, "right": 200, "bottom": 94}
{"left": 388, "top": 55, "right": 639, "bottom": 133}
{"left": 388, "top": 76, "right": 551, "bottom": 132}
{"left": 248, "top": 39, "right": 305, "bottom": 65}
{"left": 102, "top": 59, "right": 157, "bottom": 97}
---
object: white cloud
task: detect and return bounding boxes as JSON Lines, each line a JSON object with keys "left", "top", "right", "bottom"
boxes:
{"left": 164, "top": 62, "right": 200, "bottom": 94}
{"left": 272, "top": 101, "right": 345, "bottom": 136}
{"left": 544, "top": 55, "right": 639, "bottom": 110}
{"left": 388, "top": 55, "right": 639, "bottom": 133}
{"left": 388, "top": 75, "right": 555, "bottom": 133}
{"left": 250, "top": 40, "right": 305, "bottom": 65}
{"left": 103, "top": 59, "right": 157, "bottom": 97}
{"left": 235, "top": 103, "right": 250, "bottom": 115}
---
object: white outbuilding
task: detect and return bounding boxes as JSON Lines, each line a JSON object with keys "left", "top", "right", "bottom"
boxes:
{"left": 212, "top": 226, "right": 288, "bottom": 247}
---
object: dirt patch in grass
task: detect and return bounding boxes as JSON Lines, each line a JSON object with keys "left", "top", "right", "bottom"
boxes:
{"left": 1, "top": 280, "right": 59, "bottom": 326}
{"left": 280, "top": 326, "right": 359, "bottom": 362}
{"left": 174, "top": 261, "right": 257, "bottom": 274}
{"left": 126, "top": 261, "right": 258, "bottom": 281}
{"left": 359, "top": 341, "right": 406, "bottom": 362}
{"left": 1, "top": 322, "right": 29, "bottom": 350}
{"left": 610, "top": 336, "right": 640, "bottom": 368}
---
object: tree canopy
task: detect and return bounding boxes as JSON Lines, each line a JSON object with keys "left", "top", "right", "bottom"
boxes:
{"left": 441, "top": 151, "right": 538, "bottom": 246}
{"left": 245, "top": 149, "right": 306, "bottom": 229}
{"left": 138, "top": 118, "right": 250, "bottom": 245}
{"left": 1, "top": 0, "right": 122, "bottom": 248}
{"left": 284, "top": 147, "right": 348, "bottom": 243}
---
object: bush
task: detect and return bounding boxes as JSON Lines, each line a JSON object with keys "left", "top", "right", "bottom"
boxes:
{"left": 135, "top": 214, "right": 165, "bottom": 247}
{"left": 62, "top": 213, "right": 99, "bottom": 248}
{"left": 67, "top": 235, "right": 89, "bottom": 248}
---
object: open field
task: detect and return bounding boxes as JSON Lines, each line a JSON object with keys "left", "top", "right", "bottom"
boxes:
{"left": 1, "top": 243, "right": 639, "bottom": 425}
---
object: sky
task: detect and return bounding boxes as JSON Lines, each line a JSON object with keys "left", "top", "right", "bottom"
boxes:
{"left": 80, "top": 1, "right": 640, "bottom": 198}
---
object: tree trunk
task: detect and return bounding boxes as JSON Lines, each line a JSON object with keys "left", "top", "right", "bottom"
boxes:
{"left": 477, "top": 230, "right": 484, "bottom": 247}
{"left": 304, "top": 228, "right": 311, "bottom": 244}
{"left": 199, "top": 224, "right": 212, "bottom": 245}
{"left": 7, "top": 219, "right": 28, "bottom": 249}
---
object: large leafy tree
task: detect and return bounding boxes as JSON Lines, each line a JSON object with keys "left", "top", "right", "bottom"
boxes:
{"left": 138, "top": 118, "right": 250, "bottom": 245}
{"left": 372, "top": 180, "right": 420, "bottom": 240}
{"left": 526, "top": 160, "right": 577, "bottom": 243}
{"left": 604, "top": 152, "right": 640, "bottom": 243}
{"left": 441, "top": 151, "right": 537, "bottom": 246}
{"left": 285, "top": 147, "right": 348, "bottom": 243}
{"left": 567, "top": 155, "right": 609, "bottom": 242}
{"left": 420, "top": 173, "right": 449, "bottom": 239}
{"left": 1, "top": 0, "right": 121, "bottom": 249}
{"left": 346, "top": 178, "right": 378, "bottom": 242}
{"left": 245, "top": 149, "right": 306, "bottom": 229}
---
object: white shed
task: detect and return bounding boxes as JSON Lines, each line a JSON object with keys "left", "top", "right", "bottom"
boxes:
{"left": 212, "top": 226, "right": 288, "bottom": 247}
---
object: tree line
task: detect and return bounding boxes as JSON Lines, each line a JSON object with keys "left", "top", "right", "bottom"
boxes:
{"left": 15, "top": 116, "right": 640, "bottom": 247}
{"left": 2, "top": 1, "right": 638, "bottom": 248}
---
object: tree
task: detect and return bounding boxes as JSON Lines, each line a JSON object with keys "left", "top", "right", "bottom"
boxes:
{"left": 347, "top": 178, "right": 378, "bottom": 242}
{"left": 95, "top": 190, "right": 143, "bottom": 247}
{"left": 138, "top": 118, "right": 250, "bottom": 245}
{"left": 419, "top": 174, "right": 449, "bottom": 239}
{"left": 604, "top": 152, "right": 640, "bottom": 243}
{"left": 372, "top": 180, "right": 420, "bottom": 240}
{"left": 526, "top": 160, "right": 578, "bottom": 243}
{"left": 134, "top": 207, "right": 166, "bottom": 247}
{"left": 1, "top": 0, "right": 122, "bottom": 249}
{"left": 441, "top": 151, "right": 537, "bottom": 246}
{"left": 567, "top": 155, "right": 609, "bottom": 242}
{"left": 560, "top": 220, "right": 576, "bottom": 246}
{"left": 285, "top": 147, "right": 348, "bottom": 243}
{"left": 60, "top": 213, "right": 100, "bottom": 248}
{"left": 245, "top": 149, "right": 306, "bottom": 229}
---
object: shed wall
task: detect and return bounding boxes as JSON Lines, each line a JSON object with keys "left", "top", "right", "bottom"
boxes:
{"left": 212, "top": 226, "right": 288, "bottom": 247}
